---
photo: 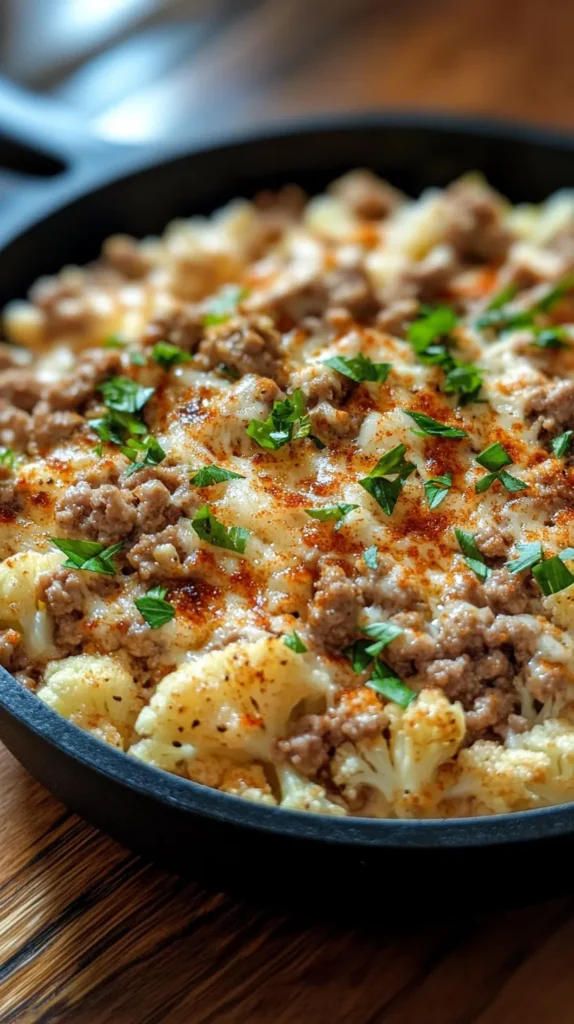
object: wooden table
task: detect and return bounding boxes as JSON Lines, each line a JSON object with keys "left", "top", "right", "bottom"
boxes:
{"left": 3, "top": 1, "right": 574, "bottom": 1020}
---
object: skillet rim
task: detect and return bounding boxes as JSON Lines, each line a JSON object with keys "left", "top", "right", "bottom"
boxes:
{"left": 2, "top": 109, "right": 574, "bottom": 850}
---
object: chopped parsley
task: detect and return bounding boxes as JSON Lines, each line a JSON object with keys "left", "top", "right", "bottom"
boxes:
{"left": 129, "top": 350, "right": 147, "bottom": 366}
{"left": 98, "top": 376, "right": 154, "bottom": 415}
{"left": 323, "top": 354, "right": 391, "bottom": 384}
{"left": 151, "top": 341, "right": 192, "bottom": 369}
{"left": 190, "top": 465, "right": 245, "bottom": 487}
{"left": 135, "top": 585, "right": 175, "bottom": 629}
{"left": 121, "top": 435, "right": 166, "bottom": 477}
{"left": 190, "top": 505, "right": 249, "bottom": 554}
{"left": 283, "top": 631, "right": 308, "bottom": 653}
{"left": 443, "top": 361, "right": 484, "bottom": 405}
{"left": 51, "top": 538, "right": 122, "bottom": 575}
{"left": 407, "top": 305, "right": 457, "bottom": 354}
{"left": 362, "top": 621, "right": 404, "bottom": 657}
{"left": 455, "top": 528, "right": 491, "bottom": 582}
{"left": 505, "top": 542, "right": 543, "bottom": 574}
{"left": 551, "top": 431, "right": 572, "bottom": 458}
{"left": 532, "top": 554, "right": 574, "bottom": 596}
{"left": 344, "top": 639, "right": 374, "bottom": 674}
{"left": 0, "top": 447, "right": 14, "bottom": 468}
{"left": 485, "top": 283, "right": 518, "bottom": 311}
{"left": 246, "top": 390, "right": 323, "bottom": 450}
{"left": 533, "top": 273, "right": 574, "bottom": 314}
{"left": 532, "top": 327, "right": 569, "bottom": 349}
{"left": 103, "top": 334, "right": 127, "bottom": 349}
{"left": 403, "top": 410, "right": 468, "bottom": 438}
{"left": 367, "top": 660, "right": 416, "bottom": 707}
{"left": 407, "top": 305, "right": 483, "bottom": 404}
{"left": 203, "top": 285, "right": 249, "bottom": 326}
{"left": 359, "top": 444, "right": 416, "bottom": 515}
{"left": 424, "top": 473, "right": 452, "bottom": 509}
{"left": 475, "top": 441, "right": 526, "bottom": 494}
{"left": 305, "top": 503, "right": 359, "bottom": 530}
{"left": 475, "top": 274, "right": 574, "bottom": 337}
{"left": 363, "top": 545, "right": 379, "bottom": 569}
{"left": 475, "top": 308, "right": 534, "bottom": 333}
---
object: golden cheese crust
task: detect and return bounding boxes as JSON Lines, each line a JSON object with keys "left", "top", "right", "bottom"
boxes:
{"left": 3, "top": 171, "right": 574, "bottom": 818}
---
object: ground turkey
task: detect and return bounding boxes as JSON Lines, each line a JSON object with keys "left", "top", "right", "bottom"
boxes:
{"left": 306, "top": 559, "right": 362, "bottom": 652}
{"left": 45, "top": 349, "right": 122, "bottom": 412}
{"left": 441, "top": 181, "right": 513, "bottom": 262}
{"left": 197, "top": 316, "right": 286, "bottom": 383}
{"left": 55, "top": 481, "right": 136, "bottom": 544}
{"left": 524, "top": 378, "right": 574, "bottom": 433}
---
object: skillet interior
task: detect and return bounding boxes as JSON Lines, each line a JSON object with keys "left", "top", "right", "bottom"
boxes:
{"left": 2, "top": 114, "right": 574, "bottom": 898}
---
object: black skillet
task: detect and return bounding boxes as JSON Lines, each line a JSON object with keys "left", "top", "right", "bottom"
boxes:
{"left": 1, "top": 81, "right": 574, "bottom": 905}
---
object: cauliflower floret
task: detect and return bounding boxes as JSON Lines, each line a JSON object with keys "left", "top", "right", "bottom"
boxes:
{"left": 218, "top": 762, "right": 277, "bottom": 806}
{"left": 38, "top": 654, "right": 141, "bottom": 749}
{"left": 505, "top": 718, "right": 574, "bottom": 804}
{"left": 0, "top": 550, "right": 63, "bottom": 657}
{"left": 389, "top": 688, "right": 466, "bottom": 799}
{"left": 130, "top": 637, "right": 331, "bottom": 767}
{"left": 447, "top": 740, "right": 550, "bottom": 815}
{"left": 332, "top": 738, "right": 396, "bottom": 808}
{"left": 277, "top": 764, "right": 346, "bottom": 816}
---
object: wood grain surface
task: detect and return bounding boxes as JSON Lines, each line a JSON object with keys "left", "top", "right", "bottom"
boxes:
{"left": 3, "top": 2, "right": 574, "bottom": 1021}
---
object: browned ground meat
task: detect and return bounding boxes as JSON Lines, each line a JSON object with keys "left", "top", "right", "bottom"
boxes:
{"left": 386, "top": 247, "right": 459, "bottom": 305}
{"left": 102, "top": 234, "right": 151, "bottom": 279}
{"left": 358, "top": 561, "right": 423, "bottom": 614}
{"left": 464, "top": 689, "right": 518, "bottom": 743}
{"left": 127, "top": 523, "right": 192, "bottom": 579}
{"left": 306, "top": 559, "right": 362, "bottom": 652}
{"left": 0, "top": 368, "right": 43, "bottom": 411}
{"left": 55, "top": 481, "right": 136, "bottom": 544}
{"left": 30, "top": 402, "right": 84, "bottom": 450}
{"left": 262, "top": 279, "right": 327, "bottom": 323}
{"left": 132, "top": 479, "right": 182, "bottom": 533}
{"left": 276, "top": 689, "right": 387, "bottom": 776}
{"left": 46, "top": 349, "right": 122, "bottom": 412}
{"left": 442, "top": 181, "right": 512, "bottom": 262}
{"left": 37, "top": 568, "right": 87, "bottom": 652}
{"left": 145, "top": 306, "right": 204, "bottom": 351}
{"left": 197, "top": 317, "right": 285, "bottom": 383}
{"left": 0, "top": 400, "right": 31, "bottom": 449}
{"left": 122, "top": 465, "right": 198, "bottom": 525}
{"left": 483, "top": 568, "right": 537, "bottom": 614}
{"left": 326, "top": 267, "right": 379, "bottom": 319}
{"left": 330, "top": 170, "right": 402, "bottom": 220}
{"left": 524, "top": 378, "right": 574, "bottom": 433}
{"left": 474, "top": 523, "right": 514, "bottom": 559}
{"left": 376, "top": 297, "right": 420, "bottom": 337}
{"left": 290, "top": 364, "right": 354, "bottom": 407}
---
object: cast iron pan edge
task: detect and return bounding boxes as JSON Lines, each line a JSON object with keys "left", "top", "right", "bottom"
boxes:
{"left": 1, "top": 112, "right": 574, "bottom": 887}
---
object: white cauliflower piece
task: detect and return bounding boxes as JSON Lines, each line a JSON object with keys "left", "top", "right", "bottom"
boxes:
{"left": 0, "top": 550, "right": 63, "bottom": 657}
{"left": 388, "top": 688, "right": 465, "bottom": 814}
{"left": 38, "top": 654, "right": 141, "bottom": 749}
{"left": 277, "top": 764, "right": 346, "bottom": 816}
{"left": 505, "top": 718, "right": 574, "bottom": 804}
{"left": 131, "top": 637, "right": 331, "bottom": 766}
{"left": 448, "top": 740, "right": 550, "bottom": 815}
{"left": 332, "top": 739, "right": 397, "bottom": 808}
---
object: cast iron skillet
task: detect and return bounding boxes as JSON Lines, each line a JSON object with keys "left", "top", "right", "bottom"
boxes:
{"left": 1, "top": 83, "right": 574, "bottom": 901}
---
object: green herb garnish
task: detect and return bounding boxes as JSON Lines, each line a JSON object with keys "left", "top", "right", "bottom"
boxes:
{"left": 475, "top": 441, "right": 526, "bottom": 494}
{"left": 532, "top": 327, "right": 569, "bottom": 349}
{"left": 407, "top": 306, "right": 457, "bottom": 353}
{"left": 190, "top": 505, "right": 249, "bottom": 554}
{"left": 121, "top": 435, "right": 166, "bottom": 477}
{"left": 203, "top": 285, "right": 249, "bottom": 326}
{"left": 443, "top": 361, "right": 484, "bottom": 405}
{"left": 455, "top": 528, "right": 492, "bottom": 582}
{"left": 323, "top": 354, "right": 391, "bottom": 384}
{"left": 103, "top": 334, "right": 126, "bottom": 349}
{"left": 533, "top": 273, "right": 574, "bottom": 313}
{"left": 359, "top": 444, "right": 416, "bottom": 515}
{"left": 151, "top": 341, "right": 192, "bottom": 369}
{"left": 51, "top": 538, "right": 122, "bottom": 575}
{"left": 363, "top": 621, "right": 404, "bottom": 657}
{"left": 532, "top": 555, "right": 574, "bottom": 596}
{"left": 367, "top": 660, "right": 416, "bottom": 707}
{"left": 404, "top": 410, "right": 468, "bottom": 438}
{"left": 363, "top": 545, "right": 379, "bottom": 569}
{"left": 505, "top": 542, "right": 543, "bottom": 574}
{"left": 98, "top": 376, "right": 154, "bottom": 414}
{"left": 246, "top": 390, "right": 322, "bottom": 450}
{"left": 190, "top": 465, "right": 245, "bottom": 486}
{"left": 129, "top": 351, "right": 147, "bottom": 366}
{"left": 135, "top": 585, "right": 175, "bottom": 629}
{"left": 283, "top": 631, "right": 308, "bottom": 653}
{"left": 424, "top": 473, "right": 452, "bottom": 509}
{"left": 344, "top": 639, "right": 374, "bottom": 674}
{"left": 0, "top": 447, "right": 15, "bottom": 469}
{"left": 552, "top": 431, "right": 573, "bottom": 458}
{"left": 305, "top": 503, "right": 359, "bottom": 531}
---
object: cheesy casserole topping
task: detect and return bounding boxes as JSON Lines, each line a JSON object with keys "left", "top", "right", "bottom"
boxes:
{"left": 3, "top": 171, "right": 574, "bottom": 818}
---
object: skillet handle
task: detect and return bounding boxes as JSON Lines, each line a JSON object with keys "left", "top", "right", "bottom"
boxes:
{"left": 0, "top": 76, "right": 126, "bottom": 177}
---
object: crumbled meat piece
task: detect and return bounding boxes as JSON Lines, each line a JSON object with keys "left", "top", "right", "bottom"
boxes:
{"left": 386, "top": 246, "right": 459, "bottom": 304}
{"left": 30, "top": 402, "right": 83, "bottom": 450}
{"left": 127, "top": 523, "right": 192, "bottom": 580}
{"left": 435, "top": 602, "right": 494, "bottom": 659}
{"left": 0, "top": 400, "right": 31, "bottom": 449}
{"left": 330, "top": 170, "right": 402, "bottom": 220}
{"left": 46, "top": 349, "right": 122, "bottom": 412}
{"left": 0, "top": 368, "right": 43, "bottom": 411}
{"left": 37, "top": 568, "right": 87, "bottom": 652}
{"left": 255, "top": 184, "right": 307, "bottom": 217}
{"left": 309, "top": 400, "right": 363, "bottom": 442}
{"left": 289, "top": 363, "right": 354, "bottom": 407}
{"left": 306, "top": 560, "right": 362, "bottom": 652}
{"left": 441, "top": 181, "right": 513, "bottom": 262}
{"left": 102, "top": 234, "right": 150, "bottom": 279}
{"left": 276, "top": 687, "right": 387, "bottom": 776}
{"left": 358, "top": 562, "right": 423, "bottom": 614}
{"left": 145, "top": 306, "right": 204, "bottom": 351}
{"left": 464, "top": 689, "right": 518, "bottom": 742}
{"left": 484, "top": 614, "right": 540, "bottom": 664}
{"left": 524, "top": 378, "right": 574, "bottom": 433}
{"left": 197, "top": 316, "right": 286, "bottom": 383}
{"left": 326, "top": 267, "right": 379, "bottom": 319}
{"left": 0, "top": 627, "right": 21, "bottom": 669}
{"left": 376, "top": 298, "right": 419, "bottom": 337}
{"left": 121, "top": 621, "right": 168, "bottom": 660}
{"left": 442, "top": 570, "right": 488, "bottom": 607}
{"left": 55, "top": 481, "right": 136, "bottom": 544}
{"left": 483, "top": 568, "right": 536, "bottom": 615}
{"left": 248, "top": 185, "right": 307, "bottom": 258}
{"left": 132, "top": 479, "right": 181, "bottom": 533}
{"left": 474, "top": 523, "right": 513, "bottom": 560}
{"left": 30, "top": 276, "right": 92, "bottom": 334}
{"left": 259, "top": 278, "right": 327, "bottom": 323}
{"left": 122, "top": 464, "right": 197, "bottom": 522}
